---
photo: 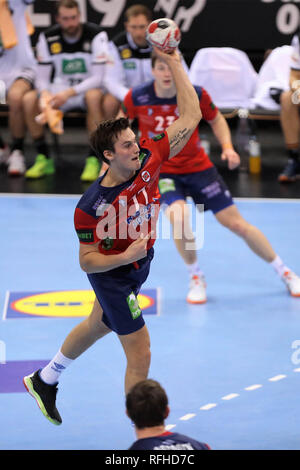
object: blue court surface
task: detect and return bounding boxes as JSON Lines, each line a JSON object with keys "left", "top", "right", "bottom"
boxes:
{"left": 0, "top": 194, "right": 300, "bottom": 450}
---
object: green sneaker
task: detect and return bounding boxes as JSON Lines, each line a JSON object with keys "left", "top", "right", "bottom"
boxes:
{"left": 80, "top": 156, "right": 100, "bottom": 182}
{"left": 25, "top": 154, "right": 55, "bottom": 179}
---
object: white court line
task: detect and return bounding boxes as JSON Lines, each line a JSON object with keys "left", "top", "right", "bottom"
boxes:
{"left": 268, "top": 374, "right": 287, "bottom": 382}
{"left": 200, "top": 403, "right": 217, "bottom": 411}
{"left": 221, "top": 393, "right": 240, "bottom": 401}
{"left": 2, "top": 291, "right": 10, "bottom": 321}
{"left": 244, "top": 384, "right": 263, "bottom": 391}
{"left": 167, "top": 370, "right": 299, "bottom": 430}
{"left": 179, "top": 413, "right": 196, "bottom": 421}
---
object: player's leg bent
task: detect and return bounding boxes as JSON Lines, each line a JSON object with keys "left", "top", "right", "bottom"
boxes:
{"left": 60, "top": 297, "right": 111, "bottom": 360}
{"left": 214, "top": 204, "right": 276, "bottom": 262}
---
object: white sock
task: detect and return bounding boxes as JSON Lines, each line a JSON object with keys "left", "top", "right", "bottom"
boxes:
{"left": 39, "top": 349, "right": 73, "bottom": 385}
{"left": 270, "top": 255, "right": 290, "bottom": 278}
{"left": 186, "top": 260, "right": 203, "bottom": 278}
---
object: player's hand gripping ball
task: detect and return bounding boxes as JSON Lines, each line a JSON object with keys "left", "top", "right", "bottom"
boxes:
{"left": 146, "top": 18, "right": 181, "bottom": 53}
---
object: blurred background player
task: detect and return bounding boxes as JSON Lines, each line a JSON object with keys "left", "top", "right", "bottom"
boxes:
{"left": 126, "top": 379, "right": 210, "bottom": 450}
{"left": 23, "top": 0, "right": 113, "bottom": 182}
{"left": 278, "top": 32, "right": 300, "bottom": 183}
{"left": 0, "top": 0, "right": 36, "bottom": 176}
{"left": 119, "top": 52, "right": 300, "bottom": 302}
{"left": 103, "top": 4, "right": 153, "bottom": 108}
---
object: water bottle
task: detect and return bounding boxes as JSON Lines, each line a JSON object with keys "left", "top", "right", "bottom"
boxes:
{"left": 249, "top": 136, "right": 261, "bottom": 174}
{"left": 235, "top": 108, "right": 251, "bottom": 172}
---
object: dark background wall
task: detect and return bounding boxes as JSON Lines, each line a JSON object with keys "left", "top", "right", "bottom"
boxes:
{"left": 28, "top": 0, "right": 300, "bottom": 69}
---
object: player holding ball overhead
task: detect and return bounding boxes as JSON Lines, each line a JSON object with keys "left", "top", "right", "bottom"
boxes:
{"left": 23, "top": 29, "right": 203, "bottom": 426}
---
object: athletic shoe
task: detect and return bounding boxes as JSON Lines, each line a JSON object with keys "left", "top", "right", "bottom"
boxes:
{"left": 7, "top": 149, "right": 26, "bottom": 176}
{"left": 23, "top": 369, "right": 62, "bottom": 425}
{"left": 25, "top": 154, "right": 55, "bottom": 179}
{"left": 282, "top": 270, "right": 300, "bottom": 297}
{"left": 80, "top": 156, "right": 100, "bottom": 182}
{"left": 0, "top": 145, "right": 10, "bottom": 165}
{"left": 278, "top": 159, "right": 300, "bottom": 183}
{"left": 186, "top": 274, "right": 207, "bottom": 304}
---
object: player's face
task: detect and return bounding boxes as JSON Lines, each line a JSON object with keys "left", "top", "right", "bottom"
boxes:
{"left": 57, "top": 7, "right": 81, "bottom": 37}
{"left": 110, "top": 128, "right": 141, "bottom": 172}
{"left": 152, "top": 59, "right": 174, "bottom": 90}
{"left": 125, "top": 14, "right": 150, "bottom": 48}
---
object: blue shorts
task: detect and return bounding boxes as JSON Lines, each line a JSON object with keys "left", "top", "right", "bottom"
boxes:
{"left": 159, "top": 166, "right": 234, "bottom": 214}
{"left": 87, "top": 248, "right": 154, "bottom": 335}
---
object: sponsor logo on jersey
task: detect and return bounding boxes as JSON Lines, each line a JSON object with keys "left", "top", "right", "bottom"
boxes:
{"left": 153, "top": 133, "right": 165, "bottom": 141}
{"left": 101, "top": 236, "right": 114, "bottom": 250}
{"left": 50, "top": 42, "right": 62, "bottom": 54}
{"left": 62, "top": 58, "right": 87, "bottom": 74}
{"left": 124, "top": 61, "right": 136, "bottom": 69}
{"left": 121, "top": 48, "right": 132, "bottom": 59}
{"left": 141, "top": 170, "right": 151, "bottom": 182}
{"left": 158, "top": 178, "right": 176, "bottom": 194}
{"left": 127, "top": 203, "right": 155, "bottom": 228}
{"left": 76, "top": 229, "right": 94, "bottom": 242}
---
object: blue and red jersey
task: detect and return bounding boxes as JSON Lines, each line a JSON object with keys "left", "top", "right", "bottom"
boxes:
{"left": 128, "top": 431, "right": 211, "bottom": 450}
{"left": 122, "top": 81, "right": 218, "bottom": 174}
{"left": 74, "top": 133, "right": 170, "bottom": 257}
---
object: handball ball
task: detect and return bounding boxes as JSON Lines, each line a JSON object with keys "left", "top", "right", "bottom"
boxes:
{"left": 146, "top": 18, "right": 181, "bottom": 53}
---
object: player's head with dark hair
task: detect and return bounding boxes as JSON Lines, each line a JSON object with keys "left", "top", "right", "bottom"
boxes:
{"left": 90, "top": 118, "right": 133, "bottom": 165}
{"left": 126, "top": 379, "right": 169, "bottom": 429}
{"left": 124, "top": 4, "right": 152, "bottom": 48}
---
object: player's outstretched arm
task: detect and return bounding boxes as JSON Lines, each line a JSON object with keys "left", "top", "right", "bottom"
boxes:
{"left": 153, "top": 48, "right": 202, "bottom": 159}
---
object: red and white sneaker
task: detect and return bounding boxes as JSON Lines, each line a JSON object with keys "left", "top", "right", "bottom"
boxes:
{"left": 0, "top": 145, "right": 10, "bottom": 165}
{"left": 186, "top": 274, "right": 207, "bottom": 304}
{"left": 7, "top": 149, "right": 26, "bottom": 176}
{"left": 282, "top": 270, "right": 300, "bottom": 297}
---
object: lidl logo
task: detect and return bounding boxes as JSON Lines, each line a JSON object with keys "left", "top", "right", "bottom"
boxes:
{"left": 3, "top": 289, "right": 159, "bottom": 319}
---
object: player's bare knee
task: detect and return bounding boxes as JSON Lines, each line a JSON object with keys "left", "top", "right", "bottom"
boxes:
{"left": 280, "top": 90, "right": 295, "bottom": 110}
{"left": 225, "top": 217, "right": 250, "bottom": 237}
{"left": 7, "top": 88, "right": 24, "bottom": 110}
{"left": 22, "top": 90, "right": 38, "bottom": 111}
{"left": 129, "top": 346, "right": 151, "bottom": 372}
{"left": 85, "top": 88, "right": 102, "bottom": 107}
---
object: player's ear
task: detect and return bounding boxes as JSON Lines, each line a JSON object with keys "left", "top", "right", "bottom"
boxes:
{"left": 164, "top": 405, "right": 170, "bottom": 419}
{"left": 103, "top": 149, "right": 114, "bottom": 162}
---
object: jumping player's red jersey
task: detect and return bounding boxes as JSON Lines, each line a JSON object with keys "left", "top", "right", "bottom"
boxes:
{"left": 74, "top": 133, "right": 170, "bottom": 259}
{"left": 123, "top": 81, "right": 218, "bottom": 174}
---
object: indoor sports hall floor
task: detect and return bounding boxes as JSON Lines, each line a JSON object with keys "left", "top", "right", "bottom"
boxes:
{"left": 0, "top": 121, "right": 300, "bottom": 451}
